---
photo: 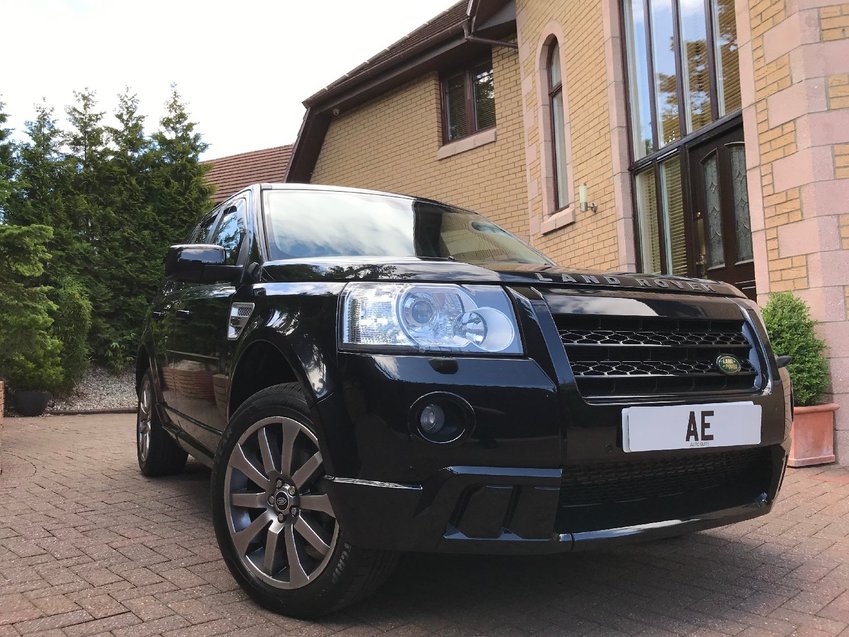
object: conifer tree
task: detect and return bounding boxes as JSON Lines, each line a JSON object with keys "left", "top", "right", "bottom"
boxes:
{"left": 150, "top": 85, "right": 213, "bottom": 243}
{"left": 0, "top": 99, "right": 16, "bottom": 220}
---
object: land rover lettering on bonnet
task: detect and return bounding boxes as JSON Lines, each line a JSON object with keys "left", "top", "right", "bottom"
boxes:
{"left": 135, "top": 184, "right": 790, "bottom": 618}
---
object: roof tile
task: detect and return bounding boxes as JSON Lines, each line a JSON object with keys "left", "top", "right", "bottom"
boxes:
{"left": 203, "top": 145, "right": 292, "bottom": 203}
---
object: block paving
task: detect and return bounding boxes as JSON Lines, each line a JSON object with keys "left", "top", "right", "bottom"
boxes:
{"left": 1, "top": 414, "right": 848, "bottom": 636}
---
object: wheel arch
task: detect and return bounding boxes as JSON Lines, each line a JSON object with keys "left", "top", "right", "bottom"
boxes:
{"left": 228, "top": 336, "right": 302, "bottom": 420}
{"left": 135, "top": 345, "right": 152, "bottom": 389}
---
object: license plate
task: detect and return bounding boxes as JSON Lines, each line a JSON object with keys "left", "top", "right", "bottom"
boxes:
{"left": 622, "top": 402, "right": 761, "bottom": 453}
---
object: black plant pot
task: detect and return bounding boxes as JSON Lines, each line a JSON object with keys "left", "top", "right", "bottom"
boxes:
{"left": 13, "top": 390, "right": 52, "bottom": 417}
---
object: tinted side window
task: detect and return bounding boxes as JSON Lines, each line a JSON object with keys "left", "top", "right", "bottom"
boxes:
{"left": 211, "top": 199, "right": 246, "bottom": 265}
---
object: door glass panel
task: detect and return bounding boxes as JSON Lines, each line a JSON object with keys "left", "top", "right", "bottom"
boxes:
{"left": 651, "top": 0, "right": 680, "bottom": 147}
{"left": 702, "top": 154, "right": 725, "bottom": 268}
{"left": 729, "top": 145, "right": 753, "bottom": 262}
{"left": 625, "top": 0, "right": 654, "bottom": 158}
{"left": 212, "top": 202, "right": 246, "bottom": 266}
{"left": 661, "top": 155, "right": 687, "bottom": 275}
{"left": 636, "top": 168, "right": 662, "bottom": 274}
{"left": 679, "top": 0, "right": 712, "bottom": 132}
{"left": 712, "top": 0, "right": 741, "bottom": 115}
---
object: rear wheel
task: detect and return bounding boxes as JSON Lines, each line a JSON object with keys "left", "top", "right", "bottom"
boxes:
{"left": 211, "top": 383, "right": 397, "bottom": 618}
{"left": 136, "top": 370, "right": 187, "bottom": 476}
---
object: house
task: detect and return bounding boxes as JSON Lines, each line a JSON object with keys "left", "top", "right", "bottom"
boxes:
{"left": 287, "top": 0, "right": 849, "bottom": 463}
{"left": 204, "top": 145, "right": 292, "bottom": 204}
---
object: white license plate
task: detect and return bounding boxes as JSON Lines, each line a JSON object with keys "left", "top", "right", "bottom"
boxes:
{"left": 622, "top": 402, "right": 761, "bottom": 453}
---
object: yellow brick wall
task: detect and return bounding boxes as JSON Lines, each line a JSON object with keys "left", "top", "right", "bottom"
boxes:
{"left": 311, "top": 44, "right": 529, "bottom": 240}
{"left": 515, "top": 0, "right": 619, "bottom": 270}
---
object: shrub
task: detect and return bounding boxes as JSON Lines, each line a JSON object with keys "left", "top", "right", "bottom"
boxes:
{"left": 50, "top": 277, "right": 92, "bottom": 392}
{"left": 761, "top": 292, "right": 830, "bottom": 406}
{"left": 0, "top": 224, "right": 64, "bottom": 393}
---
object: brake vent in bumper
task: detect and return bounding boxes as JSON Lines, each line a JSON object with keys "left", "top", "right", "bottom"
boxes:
{"left": 555, "top": 316, "right": 762, "bottom": 398}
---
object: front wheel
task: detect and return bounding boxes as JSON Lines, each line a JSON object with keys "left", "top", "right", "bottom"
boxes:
{"left": 211, "top": 383, "right": 397, "bottom": 618}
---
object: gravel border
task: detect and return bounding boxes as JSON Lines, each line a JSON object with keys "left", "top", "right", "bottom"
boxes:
{"left": 47, "top": 367, "right": 136, "bottom": 413}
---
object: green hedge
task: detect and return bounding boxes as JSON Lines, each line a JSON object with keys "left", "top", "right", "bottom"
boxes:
{"left": 50, "top": 277, "right": 92, "bottom": 392}
{"left": 0, "top": 224, "right": 64, "bottom": 393}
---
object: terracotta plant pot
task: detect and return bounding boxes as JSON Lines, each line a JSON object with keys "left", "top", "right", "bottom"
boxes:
{"left": 13, "top": 390, "right": 52, "bottom": 417}
{"left": 788, "top": 402, "right": 838, "bottom": 467}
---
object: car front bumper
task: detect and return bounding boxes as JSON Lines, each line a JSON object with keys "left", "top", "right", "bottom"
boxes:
{"left": 322, "top": 449, "right": 785, "bottom": 554}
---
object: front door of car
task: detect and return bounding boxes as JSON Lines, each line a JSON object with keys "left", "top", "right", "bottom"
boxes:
{"left": 155, "top": 208, "right": 221, "bottom": 418}
{"left": 166, "top": 195, "right": 250, "bottom": 454}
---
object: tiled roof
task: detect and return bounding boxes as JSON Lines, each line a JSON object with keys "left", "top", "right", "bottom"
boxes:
{"left": 203, "top": 145, "right": 292, "bottom": 204}
{"left": 304, "top": 0, "right": 468, "bottom": 105}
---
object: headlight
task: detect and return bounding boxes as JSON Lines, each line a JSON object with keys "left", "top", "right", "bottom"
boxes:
{"left": 341, "top": 283, "right": 522, "bottom": 355}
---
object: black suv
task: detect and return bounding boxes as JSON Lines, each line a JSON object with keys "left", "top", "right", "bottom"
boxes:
{"left": 136, "top": 183, "right": 790, "bottom": 617}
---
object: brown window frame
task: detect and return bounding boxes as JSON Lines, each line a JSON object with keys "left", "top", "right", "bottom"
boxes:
{"left": 440, "top": 58, "right": 496, "bottom": 145}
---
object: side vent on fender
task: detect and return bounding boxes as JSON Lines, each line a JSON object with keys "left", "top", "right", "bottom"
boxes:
{"left": 228, "top": 303, "right": 255, "bottom": 340}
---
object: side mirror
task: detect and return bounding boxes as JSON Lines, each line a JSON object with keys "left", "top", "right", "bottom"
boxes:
{"left": 776, "top": 355, "right": 793, "bottom": 368}
{"left": 165, "top": 244, "right": 243, "bottom": 283}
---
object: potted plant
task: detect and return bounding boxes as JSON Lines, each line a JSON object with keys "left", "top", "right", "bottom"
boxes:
{"left": 762, "top": 292, "right": 835, "bottom": 467}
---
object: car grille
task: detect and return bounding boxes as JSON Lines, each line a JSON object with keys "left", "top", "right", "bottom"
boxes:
{"left": 555, "top": 315, "right": 762, "bottom": 398}
{"left": 556, "top": 447, "right": 772, "bottom": 533}
{"left": 559, "top": 447, "right": 766, "bottom": 506}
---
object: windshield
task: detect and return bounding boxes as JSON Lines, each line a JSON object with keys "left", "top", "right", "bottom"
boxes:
{"left": 263, "top": 190, "right": 553, "bottom": 267}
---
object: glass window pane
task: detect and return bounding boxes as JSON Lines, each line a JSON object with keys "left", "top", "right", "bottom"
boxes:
{"left": 473, "top": 65, "right": 496, "bottom": 130}
{"left": 712, "top": 0, "right": 741, "bottom": 115}
{"left": 702, "top": 154, "right": 725, "bottom": 268}
{"left": 661, "top": 155, "right": 687, "bottom": 275}
{"left": 212, "top": 203, "right": 245, "bottom": 266}
{"left": 636, "top": 168, "right": 662, "bottom": 274}
{"left": 474, "top": 64, "right": 495, "bottom": 130}
{"left": 730, "top": 145, "right": 753, "bottom": 261}
{"left": 624, "top": 0, "right": 654, "bottom": 158}
{"left": 679, "top": 0, "right": 712, "bottom": 132}
{"left": 552, "top": 89, "right": 568, "bottom": 209}
{"left": 651, "top": 0, "right": 680, "bottom": 146}
{"left": 445, "top": 74, "right": 467, "bottom": 141}
{"left": 549, "top": 41, "right": 561, "bottom": 87}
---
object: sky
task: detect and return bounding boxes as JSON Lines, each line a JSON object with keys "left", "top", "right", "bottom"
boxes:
{"left": 1, "top": 0, "right": 460, "bottom": 160}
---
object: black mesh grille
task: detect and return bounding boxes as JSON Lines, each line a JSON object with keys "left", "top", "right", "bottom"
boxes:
{"left": 556, "top": 315, "right": 762, "bottom": 398}
{"left": 559, "top": 447, "right": 767, "bottom": 506}
{"left": 557, "top": 447, "right": 773, "bottom": 533}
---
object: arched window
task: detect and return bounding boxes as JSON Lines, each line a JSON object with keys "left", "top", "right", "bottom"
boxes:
{"left": 548, "top": 40, "right": 568, "bottom": 211}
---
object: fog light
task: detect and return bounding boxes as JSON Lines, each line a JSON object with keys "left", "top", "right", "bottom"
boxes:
{"left": 410, "top": 392, "right": 475, "bottom": 444}
{"left": 420, "top": 403, "right": 445, "bottom": 434}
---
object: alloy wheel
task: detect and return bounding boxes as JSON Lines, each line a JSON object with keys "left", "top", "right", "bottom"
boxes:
{"left": 137, "top": 377, "right": 152, "bottom": 462}
{"left": 223, "top": 416, "right": 338, "bottom": 589}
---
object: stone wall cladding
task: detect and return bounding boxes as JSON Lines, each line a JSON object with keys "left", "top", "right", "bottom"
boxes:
{"left": 311, "top": 44, "right": 530, "bottom": 240}
{"left": 515, "top": 0, "right": 620, "bottom": 270}
{"left": 739, "top": 0, "right": 849, "bottom": 462}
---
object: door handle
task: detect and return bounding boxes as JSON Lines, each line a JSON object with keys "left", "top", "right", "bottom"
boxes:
{"left": 175, "top": 309, "right": 192, "bottom": 320}
{"left": 151, "top": 311, "right": 165, "bottom": 321}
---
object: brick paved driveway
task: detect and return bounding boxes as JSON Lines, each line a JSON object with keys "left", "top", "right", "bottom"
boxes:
{"left": 1, "top": 415, "right": 848, "bottom": 637}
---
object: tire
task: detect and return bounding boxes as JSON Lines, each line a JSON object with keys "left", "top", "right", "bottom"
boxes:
{"left": 136, "top": 369, "right": 188, "bottom": 476}
{"left": 211, "top": 383, "right": 397, "bottom": 618}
